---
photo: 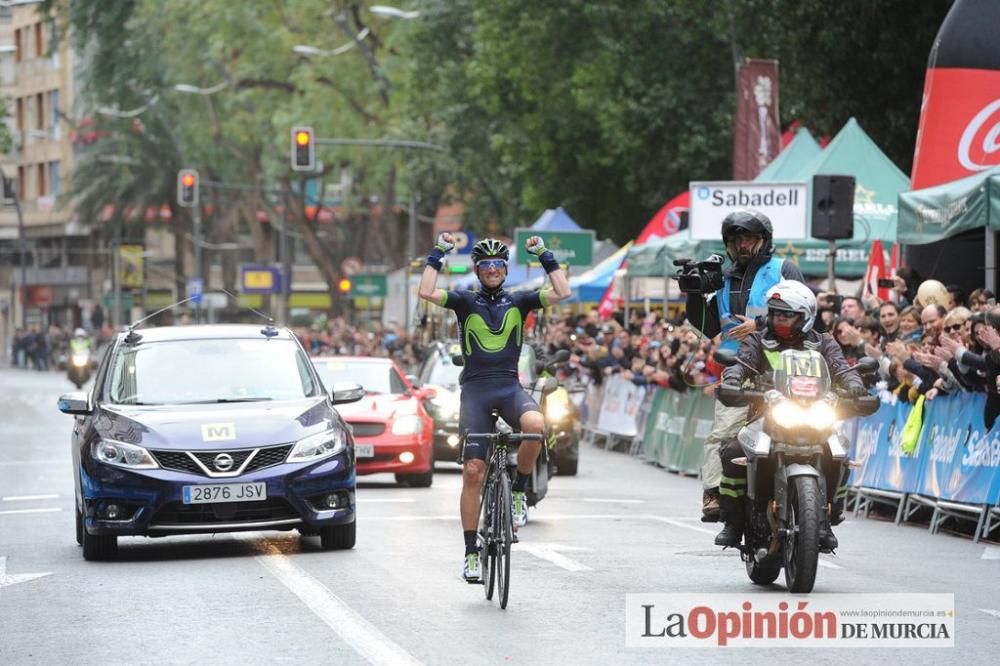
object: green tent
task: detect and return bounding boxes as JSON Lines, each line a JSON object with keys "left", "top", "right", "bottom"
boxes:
{"left": 626, "top": 118, "right": 909, "bottom": 278}
{"left": 754, "top": 127, "right": 822, "bottom": 181}
{"left": 897, "top": 166, "right": 1000, "bottom": 244}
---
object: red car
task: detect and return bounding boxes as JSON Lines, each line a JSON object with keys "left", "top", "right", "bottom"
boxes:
{"left": 311, "top": 356, "right": 435, "bottom": 487}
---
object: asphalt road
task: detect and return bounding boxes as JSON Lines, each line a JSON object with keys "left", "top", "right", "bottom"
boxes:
{"left": 1, "top": 366, "right": 997, "bottom": 664}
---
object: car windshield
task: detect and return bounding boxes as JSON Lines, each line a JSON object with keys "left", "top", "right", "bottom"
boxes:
{"left": 313, "top": 359, "right": 406, "bottom": 395}
{"left": 424, "top": 356, "right": 462, "bottom": 387}
{"left": 106, "top": 338, "right": 319, "bottom": 405}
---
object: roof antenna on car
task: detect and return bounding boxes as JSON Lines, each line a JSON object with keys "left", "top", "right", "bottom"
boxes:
{"left": 219, "top": 288, "right": 279, "bottom": 338}
{"left": 124, "top": 295, "right": 202, "bottom": 344}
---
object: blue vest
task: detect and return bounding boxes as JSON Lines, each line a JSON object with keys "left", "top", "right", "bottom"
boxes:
{"left": 716, "top": 256, "right": 785, "bottom": 352}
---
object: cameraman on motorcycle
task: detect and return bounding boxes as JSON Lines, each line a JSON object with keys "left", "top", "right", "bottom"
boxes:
{"left": 715, "top": 280, "right": 866, "bottom": 551}
{"left": 683, "top": 210, "right": 806, "bottom": 521}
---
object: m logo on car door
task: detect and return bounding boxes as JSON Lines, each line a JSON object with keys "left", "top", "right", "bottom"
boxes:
{"left": 201, "top": 423, "right": 236, "bottom": 441}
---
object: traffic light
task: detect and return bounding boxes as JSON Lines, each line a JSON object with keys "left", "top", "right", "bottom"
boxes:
{"left": 291, "top": 126, "right": 315, "bottom": 171}
{"left": 177, "top": 169, "right": 199, "bottom": 207}
{"left": 337, "top": 278, "right": 352, "bottom": 294}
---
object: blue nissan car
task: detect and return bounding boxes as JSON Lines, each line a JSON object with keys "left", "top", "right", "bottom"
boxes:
{"left": 58, "top": 324, "right": 364, "bottom": 560}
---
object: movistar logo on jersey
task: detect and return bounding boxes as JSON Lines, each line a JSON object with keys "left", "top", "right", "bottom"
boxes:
{"left": 464, "top": 309, "right": 522, "bottom": 354}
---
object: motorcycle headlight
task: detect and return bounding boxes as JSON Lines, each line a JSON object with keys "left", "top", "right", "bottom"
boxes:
{"left": 545, "top": 402, "right": 571, "bottom": 422}
{"left": 287, "top": 429, "right": 347, "bottom": 463}
{"left": 770, "top": 400, "right": 837, "bottom": 430}
{"left": 71, "top": 353, "right": 89, "bottom": 368}
{"left": 91, "top": 439, "right": 159, "bottom": 469}
{"left": 391, "top": 414, "right": 425, "bottom": 436}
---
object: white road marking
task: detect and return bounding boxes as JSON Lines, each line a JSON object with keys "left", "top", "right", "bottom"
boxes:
{"left": 583, "top": 498, "right": 645, "bottom": 504}
{"left": 0, "top": 556, "right": 52, "bottom": 590}
{"left": 642, "top": 514, "right": 843, "bottom": 569}
{"left": 979, "top": 608, "right": 1000, "bottom": 620}
{"left": 247, "top": 537, "right": 422, "bottom": 666}
{"left": 0, "top": 507, "right": 62, "bottom": 516}
{"left": 356, "top": 498, "right": 416, "bottom": 503}
{"left": 2, "top": 494, "right": 60, "bottom": 502}
{"left": 981, "top": 546, "right": 1000, "bottom": 560}
{"left": 517, "top": 543, "right": 592, "bottom": 572}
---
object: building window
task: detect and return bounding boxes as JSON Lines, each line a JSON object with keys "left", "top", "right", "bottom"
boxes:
{"left": 17, "top": 165, "right": 24, "bottom": 200}
{"left": 36, "top": 93, "right": 43, "bottom": 130}
{"left": 48, "top": 90, "right": 60, "bottom": 138}
{"left": 49, "top": 161, "right": 60, "bottom": 195}
{"left": 37, "top": 163, "right": 45, "bottom": 197}
{"left": 14, "top": 28, "right": 20, "bottom": 62}
{"left": 35, "top": 23, "right": 43, "bottom": 57}
{"left": 16, "top": 97, "right": 23, "bottom": 132}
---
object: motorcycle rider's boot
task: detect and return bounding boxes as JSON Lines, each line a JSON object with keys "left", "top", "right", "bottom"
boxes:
{"left": 714, "top": 494, "right": 744, "bottom": 547}
{"left": 701, "top": 489, "right": 721, "bottom": 523}
{"left": 820, "top": 502, "right": 843, "bottom": 552}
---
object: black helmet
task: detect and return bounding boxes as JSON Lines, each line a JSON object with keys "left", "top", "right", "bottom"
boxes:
{"left": 721, "top": 209, "right": 773, "bottom": 265}
{"left": 721, "top": 209, "right": 773, "bottom": 244}
{"left": 471, "top": 238, "right": 509, "bottom": 264}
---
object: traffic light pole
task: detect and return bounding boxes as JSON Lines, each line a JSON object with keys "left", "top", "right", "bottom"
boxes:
{"left": 193, "top": 204, "right": 202, "bottom": 323}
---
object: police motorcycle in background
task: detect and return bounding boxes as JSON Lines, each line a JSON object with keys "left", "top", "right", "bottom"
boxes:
{"left": 67, "top": 347, "right": 94, "bottom": 389}
{"left": 529, "top": 347, "right": 582, "bottom": 477}
{"left": 714, "top": 349, "right": 879, "bottom": 593}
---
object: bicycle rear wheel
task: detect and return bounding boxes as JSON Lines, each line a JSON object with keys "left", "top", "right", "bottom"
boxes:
{"left": 480, "top": 475, "right": 496, "bottom": 600}
{"left": 496, "top": 472, "right": 514, "bottom": 609}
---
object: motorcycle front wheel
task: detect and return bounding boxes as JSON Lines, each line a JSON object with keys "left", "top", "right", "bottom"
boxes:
{"left": 784, "top": 475, "right": 821, "bottom": 593}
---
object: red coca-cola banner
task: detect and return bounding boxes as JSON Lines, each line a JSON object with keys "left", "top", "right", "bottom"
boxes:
{"left": 911, "top": 68, "right": 1000, "bottom": 190}
{"left": 732, "top": 59, "right": 781, "bottom": 180}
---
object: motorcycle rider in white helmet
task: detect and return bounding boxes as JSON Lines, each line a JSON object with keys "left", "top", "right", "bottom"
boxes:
{"left": 714, "top": 280, "right": 866, "bottom": 552}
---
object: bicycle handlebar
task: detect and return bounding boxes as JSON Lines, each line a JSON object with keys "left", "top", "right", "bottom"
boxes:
{"left": 465, "top": 432, "right": 545, "bottom": 443}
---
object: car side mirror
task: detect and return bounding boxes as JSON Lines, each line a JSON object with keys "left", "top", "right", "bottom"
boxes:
{"left": 330, "top": 382, "right": 365, "bottom": 405}
{"left": 451, "top": 354, "right": 465, "bottom": 366}
{"left": 58, "top": 392, "right": 92, "bottom": 415}
{"left": 542, "top": 376, "right": 559, "bottom": 393}
{"left": 553, "top": 349, "right": 570, "bottom": 363}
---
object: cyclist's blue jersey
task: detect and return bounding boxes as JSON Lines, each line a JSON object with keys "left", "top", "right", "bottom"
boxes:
{"left": 443, "top": 288, "right": 546, "bottom": 384}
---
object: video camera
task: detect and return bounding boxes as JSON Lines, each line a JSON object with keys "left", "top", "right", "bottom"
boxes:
{"left": 672, "top": 254, "right": 725, "bottom": 294}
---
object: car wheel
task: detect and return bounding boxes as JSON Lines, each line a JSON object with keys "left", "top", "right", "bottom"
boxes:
{"left": 320, "top": 520, "right": 356, "bottom": 550}
{"left": 80, "top": 511, "right": 118, "bottom": 561}
{"left": 406, "top": 467, "right": 434, "bottom": 488}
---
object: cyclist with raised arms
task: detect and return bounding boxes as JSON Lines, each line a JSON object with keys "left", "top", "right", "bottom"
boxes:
{"left": 418, "top": 233, "right": 571, "bottom": 582}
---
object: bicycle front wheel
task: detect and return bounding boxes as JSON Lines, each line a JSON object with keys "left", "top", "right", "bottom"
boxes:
{"left": 496, "top": 472, "right": 514, "bottom": 609}
{"left": 480, "top": 475, "right": 496, "bottom": 600}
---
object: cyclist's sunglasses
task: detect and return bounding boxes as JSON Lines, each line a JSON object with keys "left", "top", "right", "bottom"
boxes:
{"left": 476, "top": 258, "right": 507, "bottom": 271}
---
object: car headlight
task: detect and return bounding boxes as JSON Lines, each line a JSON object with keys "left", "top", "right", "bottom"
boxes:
{"left": 287, "top": 429, "right": 347, "bottom": 463}
{"left": 91, "top": 439, "right": 159, "bottom": 469}
{"left": 391, "top": 414, "right": 425, "bottom": 436}
{"left": 545, "top": 402, "right": 571, "bottom": 422}
{"left": 770, "top": 400, "right": 837, "bottom": 430}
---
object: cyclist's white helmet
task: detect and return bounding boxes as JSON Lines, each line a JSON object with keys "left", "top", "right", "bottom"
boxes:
{"left": 765, "top": 280, "right": 817, "bottom": 335}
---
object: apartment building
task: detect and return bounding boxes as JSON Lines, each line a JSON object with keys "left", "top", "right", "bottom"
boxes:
{"left": 0, "top": 1, "right": 95, "bottom": 355}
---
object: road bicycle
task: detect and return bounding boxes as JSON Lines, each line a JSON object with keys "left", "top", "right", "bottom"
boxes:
{"left": 466, "top": 418, "right": 542, "bottom": 609}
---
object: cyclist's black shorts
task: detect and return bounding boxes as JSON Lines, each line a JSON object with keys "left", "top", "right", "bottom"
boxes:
{"left": 460, "top": 380, "right": 540, "bottom": 461}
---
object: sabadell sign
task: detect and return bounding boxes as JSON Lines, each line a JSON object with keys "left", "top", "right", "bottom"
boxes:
{"left": 689, "top": 181, "right": 809, "bottom": 240}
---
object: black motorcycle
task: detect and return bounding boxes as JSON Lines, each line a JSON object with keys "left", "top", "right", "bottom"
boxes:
{"left": 67, "top": 348, "right": 93, "bottom": 389}
{"left": 715, "top": 349, "right": 879, "bottom": 592}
